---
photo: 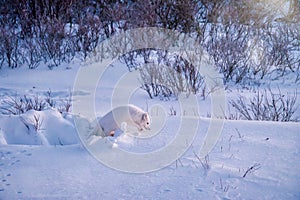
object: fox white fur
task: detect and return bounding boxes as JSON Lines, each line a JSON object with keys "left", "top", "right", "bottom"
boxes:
{"left": 93, "top": 104, "right": 151, "bottom": 137}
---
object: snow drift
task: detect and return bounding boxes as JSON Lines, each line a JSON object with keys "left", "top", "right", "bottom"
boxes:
{"left": 0, "top": 109, "right": 79, "bottom": 145}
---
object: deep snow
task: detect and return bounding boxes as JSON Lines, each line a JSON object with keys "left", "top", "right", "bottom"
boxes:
{"left": 0, "top": 61, "right": 299, "bottom": 199}
{"left": 0, "top": 120, "right": 299, "bottom": 199}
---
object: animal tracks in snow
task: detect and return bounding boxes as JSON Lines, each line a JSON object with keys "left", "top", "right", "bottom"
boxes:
{"left": 0, "top": 148, "right": 33, "bottom": 195}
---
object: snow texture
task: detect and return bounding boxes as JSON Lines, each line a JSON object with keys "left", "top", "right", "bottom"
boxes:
{"left": 0, "top": 61, "right": 299, "bottom": 199}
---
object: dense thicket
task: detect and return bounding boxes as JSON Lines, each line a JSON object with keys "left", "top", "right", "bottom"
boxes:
{"left": 0, "top": 0, "right": 299, "bottom": 84}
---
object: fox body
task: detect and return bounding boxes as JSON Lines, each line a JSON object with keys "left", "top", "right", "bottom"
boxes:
{"left": 93, "top": 104, "right": 151, "bottom": 137}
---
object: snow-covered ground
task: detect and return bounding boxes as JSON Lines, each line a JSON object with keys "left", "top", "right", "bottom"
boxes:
{"left": 0, "top": 60, "right": 299, "bottom": 199}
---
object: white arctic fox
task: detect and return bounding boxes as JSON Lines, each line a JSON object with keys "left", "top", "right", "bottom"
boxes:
{"left": 93, "top": 104, "right": 151, "bottom": 137}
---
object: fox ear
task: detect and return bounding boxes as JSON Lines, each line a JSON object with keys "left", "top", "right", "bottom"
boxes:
{"left": 141, "top": 113, "right": 147, "bottom": 121}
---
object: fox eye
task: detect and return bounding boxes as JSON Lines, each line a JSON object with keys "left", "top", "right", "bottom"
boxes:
{"left": 147, "top": 122, "right": 149, "bottom": 125}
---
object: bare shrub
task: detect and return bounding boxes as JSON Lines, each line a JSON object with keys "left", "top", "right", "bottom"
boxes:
{"left": 153, "top": 0, "right": 198, "bottom": 33}
{"left": 263, "top": 23, "right": 300, "bottom": 76}
{"left": 139, "top": 63, "right": 172, "bottom": 100}
{"left": 76, "top": 14, "right": 105, "bottom": 60}
{"left": 0, "top": 95, "right": 47, "bottom": 115}
{"left": 119, "top": 50, "right": 143, "bottom": 72}
{"left": 0, "top": 25, "right": 23, "bottom": 68}
{"left": 23, "top": 38, "right": 42, "bottom": 69}
{"left": 20, "top": 113, "right": 44, "bottom": 134}
{"left": 45, "top": 90, "right": 55, "bottom": 108}
{"left": 37, "top": 19, "right": 66, "bottom": 68}
{"left": 0, "top": 91, "right": 72, "bottom": 115}
{"left": 139, "top": 60, "right": 205, "bottom": 100}
{"left": 58, "top": 91, "right": 72, "bottom": 114}
{"left": 29, "top": 114, "right": 44, "bottom": 132}
{"left": 0, "top": 0, "right": 298, "bottom": 88}
{"left": 229, "top": 88, "right": 299, "bottom": 122}
{"left": 243, "top": 163, "right": 261, "bottom": 178}
{"left": 169, "top": 106, "right": 177, "bottom": 116}
{"left": 193, "top": 151, "right": 210, "bottom": 171}
{"left": 205, "top": 22, "right": 254, "bottom": 84}
{"left": 137, "top": 50, "right": 205, "bottom": 100}
{"left": 201, "top": 0, "right": 300, "bottom": 84}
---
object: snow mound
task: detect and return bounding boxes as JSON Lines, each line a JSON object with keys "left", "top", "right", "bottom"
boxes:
{"left": 0, "top": 109, "right": 79, "bottom": 145}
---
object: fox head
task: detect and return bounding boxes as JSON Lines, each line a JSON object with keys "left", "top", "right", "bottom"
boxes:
{"left": 141, "top": 113, "right": 151, "bottom": 130}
